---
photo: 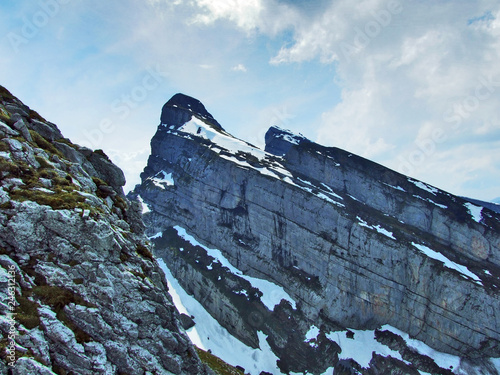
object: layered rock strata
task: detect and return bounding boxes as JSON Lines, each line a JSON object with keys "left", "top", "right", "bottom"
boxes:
{"left": 134, "top": 93, "right": 500, "bottom": 374}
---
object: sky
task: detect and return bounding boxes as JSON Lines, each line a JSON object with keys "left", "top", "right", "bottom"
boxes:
{"left": 0, "top": 0, "right": 499, "bottom": 202}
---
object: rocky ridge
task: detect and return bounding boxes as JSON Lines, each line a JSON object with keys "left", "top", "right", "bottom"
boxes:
{"left": 0, "top": 86, "right": 216, "bottom": 374}
{"left": 133, "top": 93, "right": 500, "bottom": 374}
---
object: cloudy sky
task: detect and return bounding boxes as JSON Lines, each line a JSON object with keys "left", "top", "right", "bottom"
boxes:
{"left": 1, "top": 0, "right": 499, "bottom": 201}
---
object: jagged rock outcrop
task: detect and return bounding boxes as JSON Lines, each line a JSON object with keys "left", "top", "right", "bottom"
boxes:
{"left": 0, "top": 86, "right": 213, "bottom": 374}
{"left": 133, "top": 93, "right": 500, "bottom": 374}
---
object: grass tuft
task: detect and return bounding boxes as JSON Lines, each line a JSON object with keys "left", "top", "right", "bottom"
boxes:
{"left": 28, "top": 109, "right": 45, "bottom": 122}
{"left": 195, "top": 347, "right": 244, "bottom": 375}
{"left": 15, "top": 294, "right": 41, "bottom": 329}
{"left": 10, "top": 188, "right": 90, "bottom": 211}
{"left": 0, "top": 85, "right": 15, "bottom": 102}
{"left": 136, "top": 244, "right": 154, "bottom": 261}
{"left": 29, "top": 130, "right": 64, "bottom": 158}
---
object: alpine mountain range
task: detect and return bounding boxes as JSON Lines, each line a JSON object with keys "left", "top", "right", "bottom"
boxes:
{"left": 0, "top": 86, "right": 499, "bottom": 374}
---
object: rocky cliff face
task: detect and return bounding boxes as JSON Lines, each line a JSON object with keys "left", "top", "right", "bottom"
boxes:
{"left": 0, "top": 86, "right": 213, "bottom": 374}
{"left": 133, "top": 93, "right": 500, "bottom": 374}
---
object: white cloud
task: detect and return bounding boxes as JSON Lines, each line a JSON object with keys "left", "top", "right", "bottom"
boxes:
{"left": 2, "top": 0, "right": 500, "bottom": 200}
{"left": 190, "top": 0, "right": 301, "bottom": 36}
{"left": 192, "top": 0, "right": 264, "bottom": 31}
{"left": 256, "top": 0, "right": 500, "bottom": 198}
{"left": 231, "top": 63, "right": 247, "bottom": 72}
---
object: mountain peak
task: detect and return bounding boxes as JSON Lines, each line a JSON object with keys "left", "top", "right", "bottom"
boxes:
{"left": 264, "top": 125, "right": 309, "bottom": 156}
{"left": 135, "top": 97, "right": 500, "bottom": 373}
{"left": 160, "top": 93, "right": 223, "bottom": 130}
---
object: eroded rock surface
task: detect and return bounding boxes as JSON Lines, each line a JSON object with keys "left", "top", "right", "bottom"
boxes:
{"left": 133, "top": 93, "right": 500, "bottom": 374}
{"left": 0, "top": 86, "right": 212, "bottom": 375}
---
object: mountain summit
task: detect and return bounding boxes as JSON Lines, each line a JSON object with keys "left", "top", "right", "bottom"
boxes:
{"left": 160, "top": 93, "right": 223, "bottom": 131}
{"left": 133, "top": 93, "right": 500, "bottom": 374}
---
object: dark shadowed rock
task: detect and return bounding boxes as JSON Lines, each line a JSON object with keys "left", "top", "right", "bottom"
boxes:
{"left": 160, "top": 93, "right": 223, "bottom": 130}
{"left": 264, "top": 126, "right": 308, "bottom": 156}
{"left": 179, "top": 313, "right": 196, "bottom": 330}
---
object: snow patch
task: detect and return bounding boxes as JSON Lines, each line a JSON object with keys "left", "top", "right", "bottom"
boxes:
{"left": 492, "top": 358, "right": 500, "bottom": 374}
{"left": 179, "top": 117, "right": 268, "bottom": 161}
{"left": 305, "top": 325, "right": 321, "bottom": 348}
{"left": 174, "top": 226, "right": 297, "bottom": 310}
{"left": 413, "top": 195, "right": 447, "bottom": 209}
{"left": 464, "top": 202, "right": 483, "bottom": 223}
{"left": 149, "top": 170, "right": 174, "bottom": 189}
{"left": 383, "top": 183, "right": 406, "bottom": 192}
{"left": 157, "top": 258, "right": 283, "bottom": 374}
{"left": 357, "top": 217, "right": 396, "bottom": 240}
{"left": 382, "top": 325, "right": 461, "bottom": 371}
{"left": 409, "top": 179, "right": 439, "bottom": 195}
{"left": 172, "top": 118, "right": 346, "bottom": 210}
{"left": 326, "top": 328, "right": 403, "bottom": 368}
{"left": 286, "top": 178, "right": 344, "bottom": 208}
{"left": 173, "top": 117, "right": 298, "bottom": 181}
{"left": 282, "top": 133, "right": 300, "bottom": 145}
{"left": 316, "top": 192, "right": 345, "bottom": 208}
{"left": 412, "top": 242, "right": 482, "bottom": 284}
{"left": 148, "top": 231, "right": 162, "bottom": 239}
{"left": 137, "top": 195, "right": 150, "bottom": 214}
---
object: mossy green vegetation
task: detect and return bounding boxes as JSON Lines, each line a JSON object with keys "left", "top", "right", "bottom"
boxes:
{"left": 0, "top": 139, "right": 9, "bottom": 152}
{"left": 1, "top": 156, "right": 98, "bottom": 212}
{"left": 136, "top": 244, "right": 154, "bottom": 261}
{"left": 31, "top": 285, "right": 91, "bottom": 310}
{"left": 31, "top": 285, "right": 95, "bottom": 344}
{"left": 13, "top": 283, "right": 95, "bottom": 345}
{"left": 10, "top": 188, "right": 90, "bottom": 211}
{"left": 28, "top": 109, "right": 45, "bottom": 122}
{"left": 34, "top": 155, "right": 53, "bottom": 169}
{"left": 0, "top": 157, "right": 19, "bottom": 175}
{"left": 0, "top": 338, "right": 38, "bottom": 367}
{"left": 15, "top": 294, "right": 41, "bottom": 329}
{"left": 57, "top": 309, "right": 93, "bottom": 344}
{"left": 0, "top": 85, "right": 15, "bottom": 102}
{"left": 94, "top": 149, "right": 111, "bottom": 161}
{"left": 55, "top": 137, "right": 77, "bottom": 149}
{"left": 195, "top": 347, "right": 244, "bottom": 375}
{"left": 29, "top": 130, "right": 64, "bottom": 158}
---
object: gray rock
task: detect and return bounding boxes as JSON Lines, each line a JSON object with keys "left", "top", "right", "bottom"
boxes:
{"left": 4, "top": 103, "right": 29, "bottom": 117}
{"left": 179, "top": 313, "right": 196, "bottom": 330}
{"left": 28, "top": 119, "right": 63, "bottom": 141}
{"left": 134, "top": 94, "right": 500, "bottom": 374}
{"left": 0, "top": 121, "right": 19, "bottom": 137}
{"left": 0, "top": 89, "right": 212, "bottom": 375}
{"left": 87, "top": 151, "right": 126, "bottom": 194}
{"left": 11, "top": 358, "right": 56, "bottom": 375}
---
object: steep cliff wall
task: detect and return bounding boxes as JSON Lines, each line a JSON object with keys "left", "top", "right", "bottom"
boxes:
{"left": 0, "top": 86, "right": 212, "bottom": 374}
{"left": 134, "top": 93, "right": 500, "bottom": 374}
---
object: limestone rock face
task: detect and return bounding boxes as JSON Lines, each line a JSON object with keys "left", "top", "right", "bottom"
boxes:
{"left": 0, "top": 86, "right": 211, "bottom": 375}
{"left": 133, "top": 93, "right": 500, "bottom": 374}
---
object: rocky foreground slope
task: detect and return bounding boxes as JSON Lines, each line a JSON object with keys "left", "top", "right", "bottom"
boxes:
{"left": 133, "top": 93, "right": 500, "bottom": 374}
{"left": 0, "top": 86, "right": 216, "bottom": 374}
